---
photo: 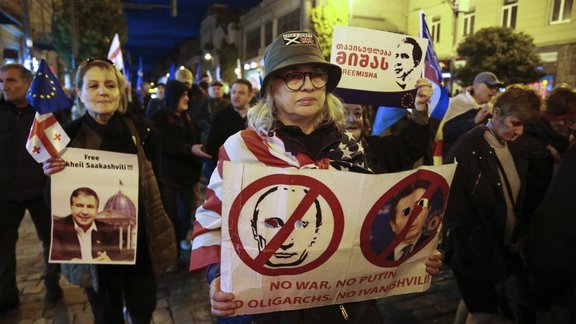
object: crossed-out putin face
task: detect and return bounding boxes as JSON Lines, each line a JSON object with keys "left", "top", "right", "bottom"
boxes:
{"left": 251, "top": 186, "right": 322, "bottom": 268}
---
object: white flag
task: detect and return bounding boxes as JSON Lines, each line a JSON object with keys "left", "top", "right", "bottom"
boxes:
{"left": 26, "top": 112, "right": 71, "bottom": 163}
{"left": 107, "top": 33, "right": 124, "bottom": 72}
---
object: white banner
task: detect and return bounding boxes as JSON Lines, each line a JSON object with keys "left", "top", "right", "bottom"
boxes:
{"left": 220, "top": 162, "right": 456, "bottom": 314}
{"left": 49, "top": 147, "right": 139, "bottom": 265}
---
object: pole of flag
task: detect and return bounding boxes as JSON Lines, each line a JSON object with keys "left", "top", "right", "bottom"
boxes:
{"left": 420, "top": 11, "right": 451, "bottom": 165}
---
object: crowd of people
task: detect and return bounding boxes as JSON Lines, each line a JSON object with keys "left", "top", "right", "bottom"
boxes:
{"left": 1, "top": 28, "right": 575, "bottom": 324}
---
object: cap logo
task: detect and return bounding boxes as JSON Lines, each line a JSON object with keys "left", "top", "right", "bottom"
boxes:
{"left": 282, "top": 33, "right": 316, "bottom": 46}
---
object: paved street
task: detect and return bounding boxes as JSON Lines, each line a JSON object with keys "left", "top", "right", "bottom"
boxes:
{"left": 0, "top": 214, "right": 514, "bottom": 324}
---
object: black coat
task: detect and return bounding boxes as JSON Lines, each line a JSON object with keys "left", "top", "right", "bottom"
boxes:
{"left": 524, "top": 144, "right": 576, "bottom": 310}
{"left": 0, "top": 99, "right": 47, "bottom": 199}
{"left": 150, "top": 109, "right": 203, "bottom": 185}
{"left": 205, "top": 106, "right": 247, "bottom": 163}
{"left": 513, "top": 117, "right": 570, "bottom": 225}
{"left": 443, "top": 126, "right": 528, "bottom": 281}
{"left": 364, "top": 120, "right": 429, "bottom": 174}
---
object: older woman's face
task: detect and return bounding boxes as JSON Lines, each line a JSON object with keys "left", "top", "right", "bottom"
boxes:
{"left": 78, "top": 66, "right": 120, "bottom": 116}
{"left": 344, "top": 104, "right": 364, "bottom": 140}
{"left": 271, "top": 64, "right": 326, "bottom": 133}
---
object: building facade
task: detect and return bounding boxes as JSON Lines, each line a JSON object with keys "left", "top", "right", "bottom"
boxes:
{"left": 232, "top": 0, "right": 574, "bottom": 90}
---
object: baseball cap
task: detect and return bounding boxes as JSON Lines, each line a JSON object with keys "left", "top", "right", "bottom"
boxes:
{"left": 473, "top": 72, "right": 503, "bottom": 86}
{"left": 260, "top": 31, "right": 341, "bottom": 95}
{"left": 210, "top": 80, "right": 223, "bottom": 87}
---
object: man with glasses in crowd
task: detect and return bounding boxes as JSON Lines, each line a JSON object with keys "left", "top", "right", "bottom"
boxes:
{"left": 436, "top": 71, "right": 503, "bottom": 157}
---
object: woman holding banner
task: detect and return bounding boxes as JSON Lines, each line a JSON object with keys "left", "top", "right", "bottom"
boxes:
{"left": 190, "top": 31, "right": 441, "bottom": 323}
{"left": 42, "top": 58, "right": 176, "bottom": 323}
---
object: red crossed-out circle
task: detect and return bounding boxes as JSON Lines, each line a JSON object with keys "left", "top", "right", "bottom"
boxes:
{"left": 228, "top": 174, "right": 344, "bottom": 276}
{"left": 360, "top": 169, "right": 449, "bottom": 267}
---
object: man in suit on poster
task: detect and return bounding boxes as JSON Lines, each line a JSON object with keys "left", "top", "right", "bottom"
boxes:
{"left": 51, "top": 187, "right": 121, "bottom": 262}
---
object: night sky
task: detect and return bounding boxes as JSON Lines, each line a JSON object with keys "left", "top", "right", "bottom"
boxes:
{"left": 123, "top": 0, "right": 262, "bottom": 77}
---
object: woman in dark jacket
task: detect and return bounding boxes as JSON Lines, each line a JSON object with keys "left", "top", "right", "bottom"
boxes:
{"left": 150, "top": 80, "right": 210, "bottom": 259}
{"left": 43, "top": 58, "right": 176, "bottom": 323}
{"left": 343, "top": 102, "right": 429, "bottom": 174}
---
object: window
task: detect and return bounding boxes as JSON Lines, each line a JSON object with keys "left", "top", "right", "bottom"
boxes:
{"left": 278, "top": 9, "right": 300, "bottom": 33}
{"left": 431, "top": 17, "right": 441, "bottom": 43}
{"left": 502, "top": 1, "right": 518, "bottom": 28}
{"left": 246, "top": 28, "right": 260, "bottom": 59}
{"left": 551, "top": 0, "right": 573, "bottom": 23}
{"left": 462, "top": 12, "right": 475, "bottom": 36}
{"left": 264, "top": 21, "right": 273, "bottom": 46}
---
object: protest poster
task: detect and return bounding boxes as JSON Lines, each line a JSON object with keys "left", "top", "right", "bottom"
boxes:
{"left": 220, "top": 162, "right": 456, "bottom": 314}
{"left": 330, "top": 25, "right": 429, "bottom": 106}
{"left": 49, "top": 147, "right": 139, "bottom": 265}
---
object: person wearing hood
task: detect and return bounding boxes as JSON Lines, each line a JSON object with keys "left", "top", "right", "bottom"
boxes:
{"left": 150, "top": 80, "right": 210, "bottom": 267}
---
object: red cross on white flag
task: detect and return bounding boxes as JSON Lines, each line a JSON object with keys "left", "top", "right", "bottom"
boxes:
{"left": 107, "top": 33, "right": 124, "bottom": 72}
{"left": 25, "top": 112, "right": 71, "bottom": 163}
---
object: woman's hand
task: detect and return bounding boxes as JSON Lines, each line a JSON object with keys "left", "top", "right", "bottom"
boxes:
{"left": 43, "top": 157, "right": 66, "bottom": 176}
{"left": 425, "top": 250, "right": 443, "bottom": 275}
{"left": 191, "top": 144, "right": 211, "bottom": 159}
{"left": 210, "top": 277, "right": 240, "bottom": 317}
{"left": 414, "top": 78, "right": 433, "bottom": 111}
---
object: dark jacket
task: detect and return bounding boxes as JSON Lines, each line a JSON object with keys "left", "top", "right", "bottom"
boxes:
{"left": 365, "top": 120, "right": 429, "bottom": 174}
{"left": 61, "top": 112, "right": 173, "bottom": 289}
{"left": 442, "top": 108, "right": 483, "bottom": 157}
{"left": 513, "top": 117, "right": 570, "bottom": 226}
{"left": 51, "top": 215, "right": 121, "bottom": 261}
{"left": 524, "top": 144, "right": 576, "bottom": 311}
{"left": 0, "top": 99, "right": 46, "bottom": 199}
{"left": 205, "top": 106, "right": 247, "bottom": 163}
{"left": 443, "top": 126, "right": 528, "bottom": 281}
{"left": 149, "top": 108, "right": 203, "bottom": 185}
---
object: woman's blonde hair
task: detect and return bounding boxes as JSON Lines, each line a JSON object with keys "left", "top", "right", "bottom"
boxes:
{"left": 74, "top": 58, "right": 128, "bottom": 115}
{"left": 248, "top": 82, "right": 347, "bottom": 135}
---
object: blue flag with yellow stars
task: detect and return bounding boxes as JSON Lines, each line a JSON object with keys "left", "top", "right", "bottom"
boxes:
{"left": 26, "top": 59, "right": 71, "bottom": 115}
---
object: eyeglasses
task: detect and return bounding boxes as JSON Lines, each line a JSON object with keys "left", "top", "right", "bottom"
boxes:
{"left": 484, "top": 82, "right": 500, "bottom": 90}
{"left": 400, "top": 198, "right": 429, "bottom": 217}
{"left": 275, "top": 70, "right": 328, "bottom": 91}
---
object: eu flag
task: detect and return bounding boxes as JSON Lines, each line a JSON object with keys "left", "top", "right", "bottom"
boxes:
{"left": 168, "top": 64, "right": 176, "bottom": 81}
{"left": 26, "top": 59, "right": 71, "bottom": 115}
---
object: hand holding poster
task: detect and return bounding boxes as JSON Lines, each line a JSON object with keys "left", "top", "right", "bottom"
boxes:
{"left": 220, "top": 162, "right": 455, "bottom": 315}
{"left": 331, "top": 26, "right": 428, "bottom": 107}
{"left": 49, "top": 147, "right": 139, "bottom": 265}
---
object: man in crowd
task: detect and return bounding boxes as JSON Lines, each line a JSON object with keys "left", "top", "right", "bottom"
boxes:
{"left": 204, "top": 79, "right": 253, "bottom": 179}
{"left": 0, "top": 63, "right": 62, "bottom": 313}
{"left": 145, "top": 77, "right": 167, "bottom": 117}
{"left": 51, "top": 187, "right": 120, "bottom": 262}
{"left": 437, "top": 71, "right": 503, "bottom": 156}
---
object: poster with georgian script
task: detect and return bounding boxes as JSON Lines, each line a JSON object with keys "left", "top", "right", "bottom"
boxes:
{"left": 220, "top": 162, "right": 456, "bottom": 315}
{"left": 330, "top": 25, "right": 429, "bottom": 107}
{"left": 49, "top": 147, "right": 139, "bottom": 265}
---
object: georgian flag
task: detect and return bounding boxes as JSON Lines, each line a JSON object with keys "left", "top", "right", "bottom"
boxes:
{"left": 107, "top": 33, "right": 125, "bottom": 72}
{"left": 25, "top": 59, "right": 71, "bottom": 163}
{"left": 26, "top": 112, "right": 70, "bottom": 163}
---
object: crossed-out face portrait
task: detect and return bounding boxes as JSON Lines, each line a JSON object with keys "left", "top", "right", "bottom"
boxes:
{"left": 368, "top": 178, "right": 443, "bottom": 264}
{"left": 251, "top": 185, "right": 323, "bottom": 268}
